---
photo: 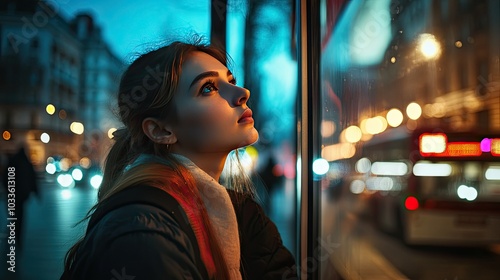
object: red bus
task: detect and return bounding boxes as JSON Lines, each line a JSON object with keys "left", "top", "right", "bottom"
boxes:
{"left": 351, "top": 127, "right": 500, "bottom": 246}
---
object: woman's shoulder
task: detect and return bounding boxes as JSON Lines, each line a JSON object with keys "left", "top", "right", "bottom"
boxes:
{"left": 71, "top": 204, "right": 204, "bottom": 279}
{"left": 88, "top": 185, "right": 192, "bottom": 240}
{"left": 95, "top": 203, "right": 184, "bottom": 236}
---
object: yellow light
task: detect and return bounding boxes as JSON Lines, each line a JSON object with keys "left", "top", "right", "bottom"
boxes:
{"left": 79, "top": 157, "right": 91, "bottom": 168}
{"left": 359, "top": 118, "right": 369, "bottom": 134}
{"left": 46, "top": 104, "right": 56, "bottom": 115}
{"left": 70, "top": 122, "right": 84, "bottom": 135}
{"left": 365, "top": 116, "right": 387, "bottom": 135}
{"left": 60, "top": 158, "right": 71, "bottom": 171}
{"left": 321, "top": 121, "right": 336, "bottom": 138}
{"left": 321, "top": 143, "right": 356, "bottom": 161}
{"left": 2, "top": 130, "right": 11, "bottom": 140}
{"left": 443, "top": 143, "right": 482, "bottom": 157}
{"left": 107, "top": 128, "right": 117, "bottom": 139}
{"left": 424, "top": 102, "right": 446, "bottom": 118}
{"left": 418, "top": 33, "right": 441, "bottom": 60}
{"left": 245, "top": 145, "right": 259, "bottom": 159}
{"left": 406, "top": 102, "right": 422, "bottom": 120}
{"left": 390, "top": 57, "right": 396, "bottom": 63}
{"left": 365, "top": 118, "right": 378, "bottom": 135}
{"left": 375, "top": 116, "right": 388, "bottom": 134}
{"left": 386, "top": 109, "right": 403, "bottom": 127}
{"left": 344, "top": 126, "right": 362, "bottom": 143}
{"left": 491, "top": 139, "right": 500, "bottom": 156}
{"left": 455, "top": 41, "right": 462, "bottom": 48}
{"left": 420, "top": 133, "right": 447, "bottom": 153}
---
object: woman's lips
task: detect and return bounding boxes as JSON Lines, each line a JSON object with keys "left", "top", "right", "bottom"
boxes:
{"left": 238, "top": 109, "right": 254, "bottom": 123}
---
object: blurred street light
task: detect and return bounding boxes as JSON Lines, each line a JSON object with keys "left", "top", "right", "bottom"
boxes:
{"left": 70, "top": 122, "right": 84, "bottom": 135}
{"left": 46, "top": 104, "right": 56, "bottom": 115}
{"left": 41, "top": 132, "right": 50, "bottom": 143}
{"left": 406, "top": 102, "right": 422, "bottom": 120}
{"left": 386, "top": 108, "right": 404, "bottom": 127}
{"left": 345, "top": 125, "right": 362, "bottom": 143}
{"left": 3, "top": 130, "right": 11, "bottom": 141}
{"left": 418, "top": 33, "right": 441, "bottom": 60}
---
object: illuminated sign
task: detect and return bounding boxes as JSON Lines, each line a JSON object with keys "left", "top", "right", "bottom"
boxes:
{"left": 441, "top": 142, "right": 482, "bottom": 157}
{"left": 413, "top": 162, "right": 452, "bottom": 177}
{"left": 371, "top": 162, "right": 408, "bottom": 176}
{"left": 419, "top": 133, "right": 447, "bottom": 153}
{"left": 420, "top": 133, "right": 483, "bottom": 157}
{"left": 492, "top": 139, "right": 500, "bottom": 156}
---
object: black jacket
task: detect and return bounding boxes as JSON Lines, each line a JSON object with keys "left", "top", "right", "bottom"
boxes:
{"left": 63, "top": 187, "right": 297, "bottom": 279}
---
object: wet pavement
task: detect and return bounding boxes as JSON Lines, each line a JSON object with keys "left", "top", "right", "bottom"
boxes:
{"left": 0, "top": 178, "right": 296, "bottom": 280}
{"left": 0, "top": 181, "right": 97, "bottom": 280}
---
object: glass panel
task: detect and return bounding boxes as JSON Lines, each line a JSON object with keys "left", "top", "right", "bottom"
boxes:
{"left": 318, "top": 0, "right": 500, "bottom": 279}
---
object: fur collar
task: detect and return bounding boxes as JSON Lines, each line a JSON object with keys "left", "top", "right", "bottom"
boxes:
{"left": 128, "top": 154, "right": 241, "bottom": 279}
{"left": 173, "top": 154, "right": 241, "bottom": 280}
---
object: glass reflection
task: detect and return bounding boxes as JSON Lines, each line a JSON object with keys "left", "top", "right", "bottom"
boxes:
{"left": 319, "top": 0, "right": 500, "bottom": 279}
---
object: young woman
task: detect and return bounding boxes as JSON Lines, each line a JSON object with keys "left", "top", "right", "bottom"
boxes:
{"left": 61, "top": 39, "right": 297, "bottom": 280}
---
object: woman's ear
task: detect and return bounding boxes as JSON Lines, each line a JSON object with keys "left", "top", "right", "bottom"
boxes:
{"left": 142, "top": 118, "right": 177, "bottom": 145}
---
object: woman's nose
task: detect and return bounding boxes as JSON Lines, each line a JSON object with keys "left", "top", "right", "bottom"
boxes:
{"left": 231, "top": 85, "right": 250, "bottom": 106}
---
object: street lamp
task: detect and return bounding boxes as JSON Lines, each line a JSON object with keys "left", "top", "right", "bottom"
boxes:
{"left": 418, "top": 33, "right": 441, "bottom": 60}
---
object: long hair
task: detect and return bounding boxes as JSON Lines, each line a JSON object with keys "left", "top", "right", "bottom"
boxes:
{"left": 63, "top": 37, "right": 253, "bottom": 279}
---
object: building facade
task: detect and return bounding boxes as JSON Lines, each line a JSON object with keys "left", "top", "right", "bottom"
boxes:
{"left": 0, "top": 0, "right": 124, "bottom": 170}
{"left": 375, "top": 0, "right": 500, "bottom": 133}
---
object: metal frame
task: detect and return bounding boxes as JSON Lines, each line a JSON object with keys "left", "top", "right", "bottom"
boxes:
{"left": 296, "top": 0, "right": 321, "bottom": 279}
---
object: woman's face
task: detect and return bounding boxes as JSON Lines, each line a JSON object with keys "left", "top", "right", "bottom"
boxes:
{"left": 169, "top": 51, "right": 259, "bottom": 154}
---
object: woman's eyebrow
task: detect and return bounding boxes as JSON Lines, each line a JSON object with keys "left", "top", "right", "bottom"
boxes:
{"left": 189, "top": 71, "right": 219, "bottom": 89}
{"left": 189, "top": 70, "right": 234, "bottom": 89}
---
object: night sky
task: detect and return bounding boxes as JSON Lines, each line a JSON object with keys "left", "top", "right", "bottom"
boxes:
{"left": 55, "top": 0, "right": 211, "bottom": 61}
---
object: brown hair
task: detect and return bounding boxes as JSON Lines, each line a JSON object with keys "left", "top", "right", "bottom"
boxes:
{"left": 63, "top": 37, "right": 253, "bottom": 279}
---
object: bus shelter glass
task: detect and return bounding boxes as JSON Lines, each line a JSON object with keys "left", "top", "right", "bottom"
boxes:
{"left": 318, "top": 1, "right": 500, "bottom": 279}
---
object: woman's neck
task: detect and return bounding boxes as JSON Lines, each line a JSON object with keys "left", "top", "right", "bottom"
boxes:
{"left": 173, "top": 151, "right": 227, "bottom": 181}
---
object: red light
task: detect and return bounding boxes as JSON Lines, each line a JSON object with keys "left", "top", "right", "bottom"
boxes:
{"left": 422, "top": 142, "right": 482, "bottom": 157}
{"left": 444, "top": 142, "right": 482, "bottom": 156}
{"left": 405, "top": 196, "right": 419, "bottom": 211}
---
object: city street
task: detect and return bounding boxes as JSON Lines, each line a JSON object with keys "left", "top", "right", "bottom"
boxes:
{"left": 322, "top": 189, "right": 500, "bottom": 280}
{"left": 0, "top": 177, "right": 297, "bottom": 280}
{"left": 0, "top": 180, "right": 97, "bottom": 280}
{"left": 2, "top": 176, "right": 499, "bottom": 280}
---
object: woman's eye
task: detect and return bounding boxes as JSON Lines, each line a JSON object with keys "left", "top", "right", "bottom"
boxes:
{"left": 229, "top": 77, "right": 237, "bottom": 85}
{"left": 200, "top": 82, "right": 218, "bottom": 95}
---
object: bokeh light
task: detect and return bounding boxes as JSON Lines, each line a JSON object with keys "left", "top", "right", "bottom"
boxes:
{"left": 313, "top": 158, "right": 329, "bottom": 175}
{"left": 46, "top": 104, "right": 56, "bottom": 115}
{"left": 344, "top": 125, "right": 362, "bottom": 143}
{"left": 2, "top": 130, "right": 11, "bottom": 141}
{"left": 70, "top": 122, "right": 84, "bottom": 135}
{"left": 108, "top": 127, "right": 117, "bottom": 139}
{"left": 386, "top": 109, "right": 404, "bottom": 127}
{"left": 365, "top": 116, "right": 388, "bottom": 135}
{"left": 406, "top": 102, "right": 422, "bottom": 120}
{"left": 80, "top": 157, "right": 92, "bottom": 169}
{"left": 321, "top": 121, "right": 336, "bottom": 138}
{"left": 418, "top": 33, "right": 441, "bottom": 60}
{"left": 41, "top": 132, "right": 50, "bottom": 143}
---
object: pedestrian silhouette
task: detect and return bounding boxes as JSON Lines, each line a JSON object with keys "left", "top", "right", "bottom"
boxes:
{"left": 4, "top": 146, "right": 40, "bottom": 250}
